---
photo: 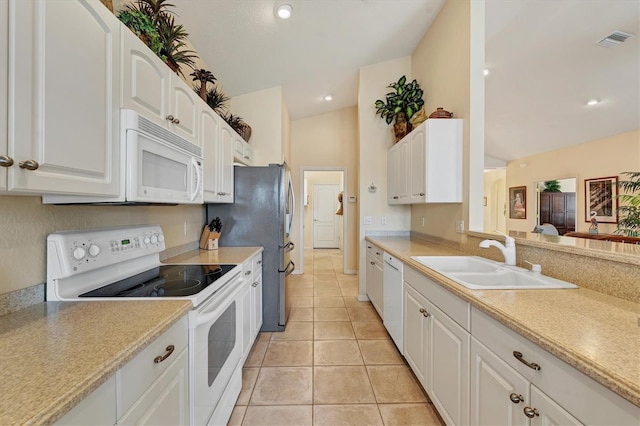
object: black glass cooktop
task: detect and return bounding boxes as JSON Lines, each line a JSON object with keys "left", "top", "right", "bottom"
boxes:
{"left": 79, "top": 264, "right": 237, "bottom": 298}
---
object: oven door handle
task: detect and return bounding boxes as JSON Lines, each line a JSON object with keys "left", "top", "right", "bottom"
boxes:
{"left": 278, "top": 260, "right": 295, "bottom": 276}
{"left": 194, "top": 275, "right": 241, "bottom": 327}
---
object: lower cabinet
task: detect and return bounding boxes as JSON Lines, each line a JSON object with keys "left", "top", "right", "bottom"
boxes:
{"left": 365, "top": 244, "right": 384, "bottom": 317}
{"left": 241, "top": 251, "right": 263, "bottom": 362}
{"left": 56, "top": 315, "right": 189, "bottom": 426}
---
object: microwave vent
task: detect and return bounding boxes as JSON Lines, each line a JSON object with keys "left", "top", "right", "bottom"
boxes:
{"left": 137, "top": 115, "right": 202, "bottom": 157}
{"left": 596, "top": 31, "right": 634, "bottom": 48}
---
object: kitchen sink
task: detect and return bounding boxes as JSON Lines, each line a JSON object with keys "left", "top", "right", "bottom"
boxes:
{"left": 411, "top": 256, "right": 577, "bottom": 290}
{"left": 411, "top": 256, "right": 502, "bottom": 273}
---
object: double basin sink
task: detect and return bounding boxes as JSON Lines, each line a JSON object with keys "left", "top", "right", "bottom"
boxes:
{"left": 411, "top": 256, "right": 577, "bottom": 290}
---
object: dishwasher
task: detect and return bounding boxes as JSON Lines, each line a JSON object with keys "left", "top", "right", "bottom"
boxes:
{"left": 382, "top": 252, "right": 404, "bottom": 352}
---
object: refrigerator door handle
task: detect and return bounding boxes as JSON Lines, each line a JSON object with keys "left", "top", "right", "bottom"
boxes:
{"left": 279, "top": 260, "right": 295, "bottom": 276}
{"left": 280, "top": 241, "right": 295, "bottom": 252}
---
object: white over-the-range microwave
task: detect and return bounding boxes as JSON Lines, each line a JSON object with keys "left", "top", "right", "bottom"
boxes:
{"left": 43, "top": 109, "right": 203, "bottom": 205}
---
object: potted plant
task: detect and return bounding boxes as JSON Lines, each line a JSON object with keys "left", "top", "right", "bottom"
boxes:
{"left": 206, "top": 86, "right": 230, "bottom": 115}
{"left": 616, "top": 172, "right": 640, "bottom": 237}
{"left": 543, "top": 180, "right": 561, "bottom": 192}
{"left": 222, "top": 112, "right": 252, "bottom": 142}
{"left": 118, "top": 8, "right": 165, "bottom": 60}
{"left": 374, "top": 75, "right": 425, "bottom": 142}
{"left": 191, "top": 69, "right": 216, "bottom": 101}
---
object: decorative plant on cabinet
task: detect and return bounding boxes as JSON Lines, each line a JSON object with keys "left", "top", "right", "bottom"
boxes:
{"left": 616, "top": 171, "right": 640, "bottom": 237}
{"left": 374, "top": 75, "right": 425, "bottom": 142}
{"left": 191, "top": 69, "right": 216, "bottom": 101}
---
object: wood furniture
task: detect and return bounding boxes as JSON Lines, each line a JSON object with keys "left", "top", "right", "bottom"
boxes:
{"left": 538, "top": 192, "right": 576, "bottom": 235}
{"left": 564, "top": 232, "right": 640, "bottom": 244}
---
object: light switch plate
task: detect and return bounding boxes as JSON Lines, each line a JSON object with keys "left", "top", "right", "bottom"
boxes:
{"left": 364, "top": 216, "right": 373, "bottom": 225}
{"left": 455, "top": 220, "right": 465, "bottom": 233}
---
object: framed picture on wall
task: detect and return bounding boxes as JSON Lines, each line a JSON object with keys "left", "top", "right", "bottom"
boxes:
{"left": 584, "top": 176, "right": 618, "bottom": 223}
{"left": 508, "top": 186, "right": 526, "bottom": 219}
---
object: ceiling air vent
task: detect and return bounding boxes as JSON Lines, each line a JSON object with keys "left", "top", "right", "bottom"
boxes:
{"left": 597, "top": 31, "right": 634, "bottom": 48}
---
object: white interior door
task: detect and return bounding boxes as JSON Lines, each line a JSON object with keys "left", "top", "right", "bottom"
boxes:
{"left": 313, "top": 184, "right": 339, "bottom": 248}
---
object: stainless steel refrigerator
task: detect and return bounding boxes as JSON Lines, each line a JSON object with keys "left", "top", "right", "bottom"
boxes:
{"left": 206, "top": 163, "right": 295, "bottom": 332}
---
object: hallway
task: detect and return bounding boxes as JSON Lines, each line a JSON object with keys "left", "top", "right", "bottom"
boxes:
{"left": 228, "top": 249, "right": 444, "bottom": 425}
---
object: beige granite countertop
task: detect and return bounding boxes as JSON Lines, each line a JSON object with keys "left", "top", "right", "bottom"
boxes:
{"left": 0, "top": 300, "right": 191, "bottom": 425}
{"left": 367, "top": 236, "right": 640, "bottom": 408}
{"left": 164, "top": 246, "right": 263, "bottom": 265}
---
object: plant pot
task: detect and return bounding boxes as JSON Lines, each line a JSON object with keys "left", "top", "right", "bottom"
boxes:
{"left": 393, "top": 112, "right": 413, "bottom": 142}
{"left": 238, "top": 123, "right": 252, "bottom": 143}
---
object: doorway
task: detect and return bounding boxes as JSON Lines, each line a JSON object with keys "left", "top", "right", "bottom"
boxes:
{"left": 299, "top": 168, "right": 348, "bottom": 274}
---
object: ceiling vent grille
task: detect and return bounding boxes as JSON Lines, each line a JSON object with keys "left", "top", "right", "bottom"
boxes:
{"left": 597, "top": 31, "right": 634, "bottom": 48}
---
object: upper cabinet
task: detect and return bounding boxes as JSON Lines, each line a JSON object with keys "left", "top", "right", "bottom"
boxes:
{"left": 201, "top": 103, "right": 233, "bottom": 203}
{"left": 121, "top": 25, "right": 199, "bottom": 145}
{"left": 233, "top": 134, "right": 254, "bottom": 166}
{"left": 388, "top": 119, "right": 463, "bottom": 204}
{"left": 2, "top": 0, "right": 120, "bottom": 196}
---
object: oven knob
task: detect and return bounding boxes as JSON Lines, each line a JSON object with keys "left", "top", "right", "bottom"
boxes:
{"left": 88, "top": 244, "right": 101, "bottom": 257}
{"left": 150, "top": 235, "right": 158, "bottom": 244}
{"left": 143, "top": 236, "right": 151, "bottom": 245}
{"left": 157, "top": 288, "right": 165, "bottom": 296}
{"left": 72, "top": 246, "right": 86, "bottom": 260}
{"left": 158, "top": 234, "right": 165, "bottom": 243}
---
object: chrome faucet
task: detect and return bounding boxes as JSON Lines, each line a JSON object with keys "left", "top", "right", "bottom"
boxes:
{"left": 479, "top": 231, "right": 516, "bottom": 266}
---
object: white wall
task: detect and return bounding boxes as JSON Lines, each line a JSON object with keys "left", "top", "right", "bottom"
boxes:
{"left": 357, "top": 57, "right": 412, "bottom": 297}
{"left": 483, "top": 168, "right": 506, "bottom": 232}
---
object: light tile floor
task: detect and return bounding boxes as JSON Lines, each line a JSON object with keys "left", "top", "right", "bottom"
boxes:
{"left": 228, "top": 249, "right": 444, "bottom": 426}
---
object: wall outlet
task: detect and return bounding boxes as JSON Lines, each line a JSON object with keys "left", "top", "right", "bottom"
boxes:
{"left": 421, "top": 217, "right": 425, "bottom": 227}
{"left": 184, "top": 221, "right": 189, "bottom": 235}
{"left": 455, "top": 220, "right": 465, "bottom": 233}
{"left": 364, "top": 216, "right": 373, "bottom": 225}
{"left": 381, "top": 215, "right": 387, "bottom": 225}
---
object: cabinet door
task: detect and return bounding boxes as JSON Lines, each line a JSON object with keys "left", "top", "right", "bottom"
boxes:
{"left": 402, "top": 284, "right": 429, "bottom": 387}
{"left": 218, "top": 122, "right": 234, "bottom": 202}
{"left": 409, "top": 126, "right": 426, "bottom": 203}
{"left": 0, "top": 0, "right": 7, "bottom": 191}
{"left": 529, "top": 385, "right": 583, "bottom": 426}
{"left": 470, "top": 338, "right": 529, "bottom": 426}
{"left": 56, "top": 376, "right": 116, "bottom": 426}
{"left": 397, "top": 140, "right": 410, "bottom": 202}
{"left": 169, "top": 75, "right": 199, "bottom": 144}
{"left": 387, "top": 144, "right": 400, "bottom": 204}
{"left": 117, "top": 348, "right": 189, "bottom": 426}
{"left": 121, "top": 25, "right": 169, "bottom": 127}
{"left": 240, "top": 283, "right": 252, "bottom": 358}
{"left": 250, "top": 274, "right": 263, "bottom": 341}
{"left": 370, "top": 260, "right": 384, "bottom": 317}
{"left": 201, "top": 105, "right": 221, "bottom": 202}
{"left": 428, "top": 301, "right": 470, "bottom": 426}
{"left": 9, "top": 0, "right": 120, "bottom": 195}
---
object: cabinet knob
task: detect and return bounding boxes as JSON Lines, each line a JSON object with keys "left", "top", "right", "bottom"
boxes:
{"left": 393, "top": 196, "right": 399, "bottom": 199}
{"left": 420, "top": 192, "right": 425, "bottom": 196}
{"left": 370, "top": 261, "right": 375, "bottom": 265}
{"left": 217, "top": 192, "right": 227, "bottom": 196}
{"left": 252, "top": 282, "right": 259, "bottom": 287}
{"left": 509, "top": 393, "right": 524, "bottom": 403}
{"left": 166, "top": 115, "right": 175, "bottom": 122}
{"left": 245, "top": 270, "right": 251, "bottom": 276}
{"left": 419, "top": 308, "right": 430, "bottom": 317}
{"left": 19, "top": 159, "right": 39, "bottom": 170}
{"left": 0, "top": 155, "right": 14, "bottom": 167}
{"left": 173, "top": 118, "right": 180, "bottom": 125}
{"left": 153, "top": 345, "right": 175, "bottom": 364}
{"left": 513, "top": 351, "right": 541, "bottom": 371}
{"left": 523, "top": 407, "right": 539, "bottom": 418}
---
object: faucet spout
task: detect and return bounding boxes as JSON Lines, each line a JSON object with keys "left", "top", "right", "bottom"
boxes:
{"left": 479, "top": 238, "right": 516, "bottom": 266}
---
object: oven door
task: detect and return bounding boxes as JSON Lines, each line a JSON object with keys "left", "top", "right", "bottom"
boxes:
{"left": 190, "top": 274, "right": 243, "bottom": 426}
{"left": 127, "top": 129, "right": 203, "bottom": 204}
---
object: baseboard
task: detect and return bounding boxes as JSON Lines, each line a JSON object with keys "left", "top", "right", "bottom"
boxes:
{"left": 343, "top": 269, "right": 357, "bottom": 275}
{"left": 357, "top": 294, "right": 370, "bottom": 302}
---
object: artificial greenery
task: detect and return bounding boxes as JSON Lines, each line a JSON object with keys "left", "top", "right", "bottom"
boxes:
{"left": 118, "top": 9, "right": 164, "bottom": 59}
{"left": 221, "top": 112, "right": 245, "bottom": 132}
{"left": 374, "top": 75, "right": 425, "bottom": 124}
{"left": 615, "top": 172, "right": 640, "bottom": 237}
{"left": 543, "top": 180, "right": 561, "bottom": 192}
{"left": 206, "top": 86, "right": 230, "bottom": 115}
{"left": 191, "top": 69, "right": 217, "bottom": 100}
{"left": 119, "top": 0, "right": 197, "bottom": 76}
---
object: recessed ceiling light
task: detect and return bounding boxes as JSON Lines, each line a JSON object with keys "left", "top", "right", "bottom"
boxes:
{"left": 323, "top": 95, "right": 333, "bottom": 101}
{"left": 275, "top": 4, "right": 292, "bottom": 19}
{"left": 483, "top": 69, "right": 490, "bottom": 76}
{"left": 586, "top": 99, "right": 600, "bottom": 106}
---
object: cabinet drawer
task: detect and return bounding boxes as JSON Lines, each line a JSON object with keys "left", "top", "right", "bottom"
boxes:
{"left": 366, "top": 243, "right": 383, "bottom": 261}
{"left": 471, "top": 307, "right": 639, "bottom": 425}
{"left": 117, "top": 315, "right": 188, "bottom": 418}
{"left": 405, "top": 266, "right": 470, "bottom": 331}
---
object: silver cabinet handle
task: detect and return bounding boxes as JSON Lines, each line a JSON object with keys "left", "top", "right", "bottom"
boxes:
{"left": 252, "top": 281, "right": 258, "bottom": 287}
{"left": 513, "top": 351, "right": 541, "bottom": 371}
{"left": 0, "top": 155, "right": 14, "bottom": 167}
{"left": 393, "top": 196, "right": 399, "bottom": 199}
{"left": 509, "top": 393, "right": 524, "bottom": 403}
{"left": 217, "top": 192, "right": 226, "bottom": 196}
{"left": 19, "top": 160, "right": 39, "bottom": 170}
{"left": 245, "top": 270, "right": 251, "bottom": 276}
{"left": 523, "top": 407, "right": 539, "bottom": 418}
{"left": 153, "top": 345, "right": 175, "bottom": 364}
{"left": 419, "top": 308, "right": 430, "bottom": 318}
{"left": 420, "top": 192, "right": 425, "bottom": 196}
{"left": 173, "top": 118, "right": 180, "bottom": 124}
{"left": 166, "top": 115, "right": 175, "bottom": 122}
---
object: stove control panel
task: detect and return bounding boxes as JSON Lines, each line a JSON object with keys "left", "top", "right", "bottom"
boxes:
{"left": 47, "top": 225, "right": 166, "bottom": 279}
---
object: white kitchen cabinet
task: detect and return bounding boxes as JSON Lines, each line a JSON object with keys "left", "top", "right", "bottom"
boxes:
{"left": 4, "top": 0, "right": 120, "bottom": 196}
{"left": 121, "top": 24, "right": 199, "bottom": 145}
{"left": 365, "top": 243, "right": 384, "bottom": 317}
{"left": 403, "top": 283, "right": 429, "bottom": 385}
{"left": 240, "top": 280, "right": 252, "bottom": 359}
{"left": 241, "top": 252, "right": 264, "bottom": 362}
{"left": 250, "top": 253, "right": 264, "bottom": 338}
{"left": 0, "top": 0, "right": 8, "bottom": 191}
{"left": 56, "top": 376, "right": 116, "bottom": 426}
{"left": 201, "top": 104, "right": 233, "bottom": 203}
{"left": 387, "top": 119, "right": 462, "bottom": 204}
{"left": 233, "top": 134, "right": 254, "bottom": 166}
